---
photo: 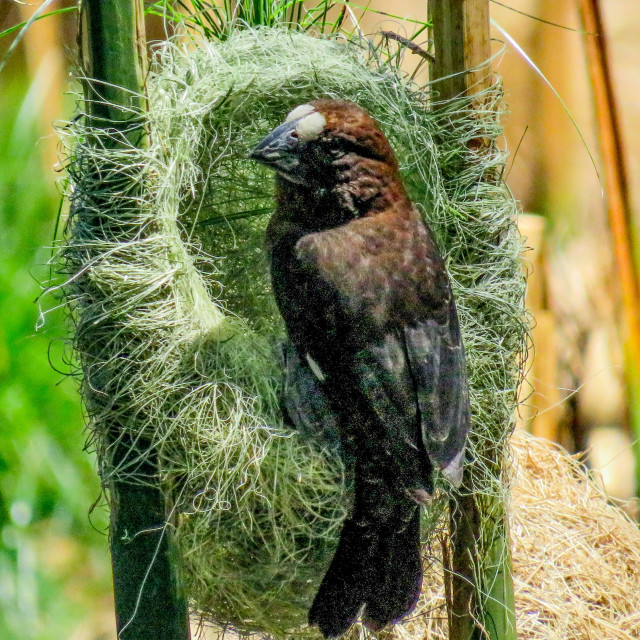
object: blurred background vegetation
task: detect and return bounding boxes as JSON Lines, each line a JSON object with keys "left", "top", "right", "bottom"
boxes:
{"left": 0, "top": 1, "right": 638, "bottom": 638}
{"left": 0, "top": 4, "right": 114, "bottom": 639}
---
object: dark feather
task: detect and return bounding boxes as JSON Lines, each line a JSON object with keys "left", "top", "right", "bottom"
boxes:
{"left": 403, "top": 301, "right": 470, "bottom": 485}
{"left": 280, "top": 340, "right": 343, "bottom": 454}
{"left": 309, "top": 506, "right": 422, "bottom": 639}
{"left": 361, "top": 506, "right": 422, "bottom": 631}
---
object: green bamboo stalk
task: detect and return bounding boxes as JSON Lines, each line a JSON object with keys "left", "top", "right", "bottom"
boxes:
{"left": 79, "top": 2, "right": 191, "bottom": 638}
{"left": 81, "top": 0, "right": 147, "bottom": 127}
{"left": 479, "top": 498, "right": 516, "bottom": 640}
{"left": 429, "top": 2, "right": 517, "bottom": 639}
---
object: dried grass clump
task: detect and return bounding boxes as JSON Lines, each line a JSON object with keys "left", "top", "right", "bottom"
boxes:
{"left": 395, "top": 430, "right": 640, "bottom": 640}
{"left": 58, "top": 28, "right": 526, "bottom": 638}
{"left": 510, "top": 431, "right": 640, "bottom": 639}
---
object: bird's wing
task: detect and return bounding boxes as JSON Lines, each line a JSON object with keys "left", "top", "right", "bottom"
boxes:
{"left": 295, "top": 213, "right": 469, "bottom": 487}
{"left": 346, "top": 310, "right": 469, "bottom": 488}
{"left": 402, "top": 302, "right": 469, "bottom": 486}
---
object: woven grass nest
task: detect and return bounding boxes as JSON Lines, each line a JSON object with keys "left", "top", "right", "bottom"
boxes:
{"left": 60, "top": 27, "right": 531, "bottom": 638}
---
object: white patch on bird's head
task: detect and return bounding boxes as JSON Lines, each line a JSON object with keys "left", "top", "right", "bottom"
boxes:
{"left": 285, "top": 103, "right": 326, "bottom": 142}
{"left": 295, "top": 112, "right": 326, "bottom": 141}
{"left": 286, "top": 103, "right": 316, "bottom": 122}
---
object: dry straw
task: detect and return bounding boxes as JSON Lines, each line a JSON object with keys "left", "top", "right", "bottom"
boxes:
{"left": 58, "top": 28, "right": 528, "bottom": 638}
{"left": 397, "top": 430, "right": 640, "bottom": 640}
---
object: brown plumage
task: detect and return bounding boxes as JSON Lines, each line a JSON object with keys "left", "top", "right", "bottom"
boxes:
{"left": 250, "top": 100, "right": 470, "bottom": 638}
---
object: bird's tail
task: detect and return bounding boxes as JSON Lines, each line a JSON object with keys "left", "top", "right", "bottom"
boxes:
{"left": 362, "top": 507, "right": 422, "bottom": 631}
{"left": 308, "top": 507, "right": 422, "bottom": 638}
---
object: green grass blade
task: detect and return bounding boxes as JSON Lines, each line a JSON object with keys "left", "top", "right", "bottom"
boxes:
{"left": 0, "top": 0, "right": 64, "bottom": 76}
{"left": 0, "top": 6, "right": 78, "bottom": 40}
{"left": 491, "top": 17, "right": 601, "bottom": 187}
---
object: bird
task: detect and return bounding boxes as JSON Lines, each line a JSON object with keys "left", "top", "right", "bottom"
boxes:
{"left": 250, "top": 99, "right": 470, "bottom": 638}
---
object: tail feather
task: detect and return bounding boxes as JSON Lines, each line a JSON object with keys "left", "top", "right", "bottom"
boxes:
{"left": 362, "top": 507, "right": 422, "bottom": 631}
{"left": 309, "top": 508, "right": 422, "bottom": 638}
{"left": 308, "top": 519, "right": 376, "bottom": 638}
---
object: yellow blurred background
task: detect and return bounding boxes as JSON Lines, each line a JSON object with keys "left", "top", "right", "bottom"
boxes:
{"left": 0, "top": 1, "right": 638, "bottom": 638}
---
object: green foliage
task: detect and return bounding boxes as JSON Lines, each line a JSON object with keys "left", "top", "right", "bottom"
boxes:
{"left": 145, "top": 0, "right": 348, "bottom": 39}
{"left": 0, "top": 7, "right": 78, "bottom": 40}
{"left": 0, "top": 74, "right": 109, "bottom": 640}
{"left": 145, "top": 0, "right": 430, "bottom": 41}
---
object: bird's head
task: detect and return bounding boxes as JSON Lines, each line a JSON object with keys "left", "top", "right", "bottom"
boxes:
{"left": 250, "top": 100, "right": 401, "bottom": 197}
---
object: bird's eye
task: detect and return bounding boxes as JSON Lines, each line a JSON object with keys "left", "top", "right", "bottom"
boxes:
{"left": 290, "top": 130, "right": 299, "bottom": 139}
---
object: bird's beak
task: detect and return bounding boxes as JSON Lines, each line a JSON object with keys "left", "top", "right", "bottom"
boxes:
{"left": 249, "top": 120, "right": 305, "bottom": 184}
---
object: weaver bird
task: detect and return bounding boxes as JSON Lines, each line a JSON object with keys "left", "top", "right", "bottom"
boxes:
{"left": 250, "top": 100, "right": 470, "bottom": 638}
